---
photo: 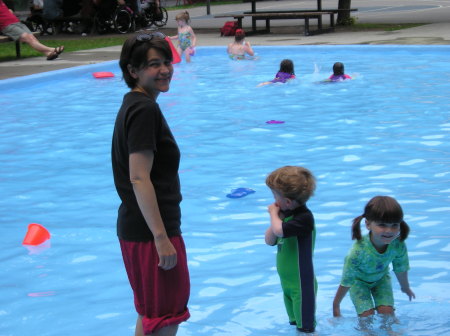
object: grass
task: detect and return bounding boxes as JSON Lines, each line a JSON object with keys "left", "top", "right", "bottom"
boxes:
{"left": 0, "top": 36, "right": 128, "bottom": 62}
{"left": 339, "top": 23, "right": 424, "bottom": 32}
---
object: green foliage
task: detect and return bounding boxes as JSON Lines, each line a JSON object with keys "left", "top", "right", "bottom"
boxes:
{"left": 337, "top": 16, "right": 356, "bottom": 26}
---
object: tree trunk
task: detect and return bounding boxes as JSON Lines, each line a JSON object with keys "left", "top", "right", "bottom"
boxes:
{"left": 337, "top": 0, "right": 352, "bottom": 25}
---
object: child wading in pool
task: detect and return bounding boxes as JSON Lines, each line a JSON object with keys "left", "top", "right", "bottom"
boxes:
{"left": 265, "top": 166, "right": 317, "bottom": 333}
{"left": 333, "top": 196, "right": 415, "bottom": 318}
{"left": 169, "top": 11, "right": 196, "bottom": 63}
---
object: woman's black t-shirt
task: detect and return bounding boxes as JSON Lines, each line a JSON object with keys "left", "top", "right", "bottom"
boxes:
{"left": 111, "top": 92, "right": 182, "bottom": 241}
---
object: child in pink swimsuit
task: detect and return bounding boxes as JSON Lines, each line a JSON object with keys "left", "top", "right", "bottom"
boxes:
{"left": 328, "top": 62, "right": 352, "bottom": 81}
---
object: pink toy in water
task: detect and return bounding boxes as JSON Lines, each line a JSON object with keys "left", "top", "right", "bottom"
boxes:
{"left": 266, "top": 120, "right": 285, "bottom": 124}
{"left": 92, "top": 72, "right": 114, "bottom": 79}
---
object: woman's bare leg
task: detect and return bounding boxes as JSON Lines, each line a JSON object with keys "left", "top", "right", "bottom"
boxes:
{"left": 136, "top": 315, "right": 179, "bottom": 336}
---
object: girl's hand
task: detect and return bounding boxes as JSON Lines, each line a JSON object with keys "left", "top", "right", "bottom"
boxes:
{"left": 333, "top": 304, "right": 341, "bottom": 317}
{"left": 401, "top": 287, "right": 416, "bottom": 301}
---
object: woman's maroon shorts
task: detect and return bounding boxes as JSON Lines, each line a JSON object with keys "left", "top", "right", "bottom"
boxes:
{"left": 119, "top": 236, "right": 190, "bottom": 334}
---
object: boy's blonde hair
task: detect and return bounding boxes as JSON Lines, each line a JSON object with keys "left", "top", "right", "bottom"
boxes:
{"left": 266, "top": 166, "right": 316, "bottom": 204}
{"left": 175, "top": 11, "right": 190, "bottom": 23}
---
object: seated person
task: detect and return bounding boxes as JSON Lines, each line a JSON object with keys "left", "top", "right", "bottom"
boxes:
{"left": 258, "top": 59, "right": 296, "bottom": 86}
{"left": 227, "top": 29, "right": 254, "bottom": 60}
{"left": 328, "top": 62, "right": 352, "bottom": 81}
{"left": 0, "top": 0, "right": 64, "bottom": 60}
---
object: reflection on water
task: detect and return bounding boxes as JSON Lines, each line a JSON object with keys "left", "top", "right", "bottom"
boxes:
{"left": 0, "top": 46, "right": 449, "bottom": 335}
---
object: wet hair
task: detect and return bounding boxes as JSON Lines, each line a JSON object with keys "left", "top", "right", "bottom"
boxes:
{"left": 351, "top": 196, "right": 410, "bottom": 241}
{"left": 235, "top": 29, "right": 245, "bottom": 42}
{"left": 279, "top": 59, "right": 295, "bottom": 75}
{"left": 119, "top": 33, "right": 172, "bottom": 89}
{"left": 175, "top": 10, "right": 190, "bottom": 23}
{"left": 266, "top": 166, "right": 316, "bottom": 204}
{"left": 333, "top": 62, "right": 345, "bottom": 76}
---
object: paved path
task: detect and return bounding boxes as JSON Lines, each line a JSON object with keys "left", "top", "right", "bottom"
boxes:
{"left": 1, "top": 0, "right": 450, "bottom": 80}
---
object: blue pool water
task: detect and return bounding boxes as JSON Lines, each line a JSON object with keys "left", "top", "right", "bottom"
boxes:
{"left": 0, "top": 46, "right": 449, "bottom": 336}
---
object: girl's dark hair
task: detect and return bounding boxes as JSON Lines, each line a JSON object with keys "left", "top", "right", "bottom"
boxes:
{"left": 333, "top": 62, "right": 344, "bottom": 76}
{"left": 351, "top": 196, "right": 410, "bottom": 241}
{"left": 279, "top": 59, "right": 295, "bottom": 75}
{"left": 119, "top": 33, "right": 172, "bottom": 89}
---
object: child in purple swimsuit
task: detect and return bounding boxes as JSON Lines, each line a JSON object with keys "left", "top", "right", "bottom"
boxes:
{"left": 258, "top": 59, "right": 296, "bottom": 86}
{"left": 328, "top": 62, "right": 352, "bottom": 81}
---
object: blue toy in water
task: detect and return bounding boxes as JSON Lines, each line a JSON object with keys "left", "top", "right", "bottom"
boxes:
{"left": 226, "top": 188, "right": 255, "bottom": 198}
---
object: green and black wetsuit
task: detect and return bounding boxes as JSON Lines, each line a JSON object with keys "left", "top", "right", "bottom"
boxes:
{"left": 276, "top": 204, "right": 317, "bottom": 331}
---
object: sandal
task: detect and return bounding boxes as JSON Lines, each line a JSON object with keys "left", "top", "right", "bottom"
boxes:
{"left": 46, "top": 46, "right": 64, "bottom": 61}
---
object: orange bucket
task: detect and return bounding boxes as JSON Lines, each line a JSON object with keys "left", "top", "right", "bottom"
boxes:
{"left": 22, "top": 223, "right": 51, "bottom": 246}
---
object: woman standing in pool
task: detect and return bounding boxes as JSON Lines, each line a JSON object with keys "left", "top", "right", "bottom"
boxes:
{"left": 333, "top": 196, "right": 415, "bottom": 318}
{"left": 227, "top": 28, "right": 254, "bottom": 60}
{"left": 111, "top": 33, "right": 190, "bottom": 336}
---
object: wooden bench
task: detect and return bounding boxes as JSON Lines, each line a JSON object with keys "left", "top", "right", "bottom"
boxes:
{"left": 215, "top": 11, "right": 335, "bottom": 36}
{"left": 0, "top": 31, "right": 40, "bottom": 58}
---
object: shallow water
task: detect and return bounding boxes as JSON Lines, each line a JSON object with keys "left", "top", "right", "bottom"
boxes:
{"left": 0, "top": 46, "right": 449, "bottom": 336}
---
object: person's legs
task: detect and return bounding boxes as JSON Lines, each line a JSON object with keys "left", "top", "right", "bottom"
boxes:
{"left": 153, "top": 324, "right": 178, "bottom": 336}
{"left": 3, "top": 22, "right": 63, "bottom": 59}
{"left": 135, "top": 315, "right": 144, "bottom": 336}
{"left": 135, "top": 315, "right": 179, "bottom": 336}
{"left": 19, "top": 32, "right": 52, "bottom": 54}
{"left": 120, "top": 238, "right": 190, "bottom": 336}
{"left": 183, "top": 49, "right": 191, "bottom": 63}
{"left": 372, "top": 273, "right": 395, "bottom": 315}
{"left": 349, "top": 280, "right": 376, "bottom": 317}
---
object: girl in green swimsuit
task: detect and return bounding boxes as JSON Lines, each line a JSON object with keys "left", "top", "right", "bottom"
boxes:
{"left": 169, "top": 11, "right": 196, "bottom": 63}
{"left": 333, "top": 196, "right": 415, "bottom": 318}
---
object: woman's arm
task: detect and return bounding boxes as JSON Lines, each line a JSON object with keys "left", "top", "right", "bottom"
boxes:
{"left": 395, "top": 271, "right": 415, "bottom": 300}
{"left": 333, "top": 285, "right": 350, "bottom": 317}
{"left": 244, "top": 41, "right": 254, "bottom": 56}
{"left": 129, "top": 150, "right": 177, "bottom": 270}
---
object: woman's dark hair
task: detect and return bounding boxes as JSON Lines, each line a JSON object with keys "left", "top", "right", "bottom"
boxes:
{"left": 351, "top": 196, "right": 410, "bottom": 241}
{"left": 333, "top": 62, "right": 344, "bottom": 76}
{"left": 235, "top": 29, "right": 245, "bottom": 42}
{"left": 119, "top": 33, "right": 173, "bottom": 89}
{"left": 279, "top": 59, "right": 295, "bottom": 75}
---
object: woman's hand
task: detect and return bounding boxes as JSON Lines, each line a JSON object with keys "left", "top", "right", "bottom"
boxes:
{"left": 155, "top": 235, "right": 177, "bottom": 270}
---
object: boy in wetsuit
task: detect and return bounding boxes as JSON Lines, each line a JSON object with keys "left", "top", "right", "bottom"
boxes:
{"left": 264, "top": 166, "right": 317, "bottom": 333}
